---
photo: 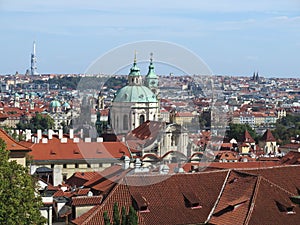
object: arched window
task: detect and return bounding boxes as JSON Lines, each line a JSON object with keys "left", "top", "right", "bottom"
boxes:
{"left": 123, "top": 115, "right": 128, "bottom": 130}
{"left": 139, "top": 115, "right": 145, "bottom": 126}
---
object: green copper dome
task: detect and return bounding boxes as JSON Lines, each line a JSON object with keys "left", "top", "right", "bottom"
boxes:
{"left": 146, "top": 60, "right": 157, "bottom": 78}
{"left": 113, "top": 86, "right": 157, "bottom": 103}
{"left": 50, "top": 99, "right": 61, "bottom": 108}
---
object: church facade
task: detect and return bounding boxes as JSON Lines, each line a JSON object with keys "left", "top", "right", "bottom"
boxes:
{"left": 110, "top": 55, "right": 159, "bottom": 135}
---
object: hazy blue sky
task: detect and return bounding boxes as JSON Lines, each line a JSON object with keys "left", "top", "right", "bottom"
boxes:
{"left": 0, "top": 0, "right": 300, "bottom": 77}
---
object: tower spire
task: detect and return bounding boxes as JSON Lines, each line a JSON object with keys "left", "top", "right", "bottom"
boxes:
{"left": 30, "top": 41, "right": 39, "bottom": 75}
{"left": 134, "top": 50, "right": 137, "bottom": 64}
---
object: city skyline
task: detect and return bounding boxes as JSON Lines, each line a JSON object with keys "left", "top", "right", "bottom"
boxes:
{"left": 0, "top": 0, "right": 300, "bottom": 78}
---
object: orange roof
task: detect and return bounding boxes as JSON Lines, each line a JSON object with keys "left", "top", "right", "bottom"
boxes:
{"left": 242, "top": 130, "right": 255, "bottom": 143}
{"left": 27, "top": 137, "right": 131, "bottom": 161}
{"left": 262, "top": 129, "right": 276, "bottom": 142}
{"left": 0, "top": 129, "right": 31, "bottom": 152}
{"left": 72, "top": 196, "right": 103, "bottom": 206}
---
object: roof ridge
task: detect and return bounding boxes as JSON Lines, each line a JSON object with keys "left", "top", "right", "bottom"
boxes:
{"left": 260, "top": 176, "right": 295, "bottom": 196}
{"left": 244, "top": 176, "right": 261, "bottom": 225}
{"left": 205, "top": 169, "right": 231, "bottom": 223}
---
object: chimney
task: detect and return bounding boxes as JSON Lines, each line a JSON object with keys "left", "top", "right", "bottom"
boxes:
{"left": 37, "top": 129, "right": 42, "bottom": 141}
{"left": 60, "top": 138, "right": 67, "bottom": 143}
{"left": 48, "top": 129, "right": 53, "bottom": 140}
{"left": 159, "top": 164, "right": 170, "bottom": 175}
{"left": 80, "top": 129, "right": 83, "bottom": 139}
{"left": 73, "top": 137, "right": 80, "bottom": 143}
{"left": 25, "top": 129, "right": 31, "bottom": 141}
{"left": 69, "top": 128, "right": 74, "bottom": 139}
{"left": 84, "top": 137, "right": 91, "bottom": 143}
{"left": 58, "top": 129, "right": 63, "bottom": 139}
{"left": 134, "top": 158, "right": 142, "bottom": 173}
{"left": 123, "top": 156, "right": 130, "bottom": 170}
{"left": 96, "top": 137, "right": 103, "bottom": 142}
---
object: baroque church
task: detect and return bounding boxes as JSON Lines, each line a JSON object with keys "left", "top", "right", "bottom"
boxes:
{"left": 96, "top": 54, "right": 192, "bottom": 161}
{"left": 110, "top": 54, "right": 160, "bottom": 135}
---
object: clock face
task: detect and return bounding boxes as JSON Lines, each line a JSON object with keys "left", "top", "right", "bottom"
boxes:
{"left": 151, "top": 80, "right": 156, "bottom": 85}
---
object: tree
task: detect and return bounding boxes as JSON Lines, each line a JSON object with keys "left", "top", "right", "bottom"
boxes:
{"left": 226, "top": 123, "right": 258, "bottom": 142}
{"left": 272, "top": 114, "right": 300, "bottom": 145}
{"left": 113, "top": 202, "right": 120, "bottom": 225}
{"left": 127, "top": 206, "right": 138, "bottom": 225}
{"left": 121, "top": 206, "right": 127, "bottom": 225}
{"left": 103, "top": 204, "right": 138, "bottom": 225}
{"left": 17, "top": 113, "right": 54, "bottom": 133}
{"left": 0, "top": 138, "right": 45, "bottom": 225}
{"left": 103, "top": 211, "right": 111, "bottom": 225}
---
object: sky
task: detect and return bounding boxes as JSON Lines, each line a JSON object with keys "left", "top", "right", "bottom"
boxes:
{"left": 0, "top": 0, "right": 300, "bottom": 78}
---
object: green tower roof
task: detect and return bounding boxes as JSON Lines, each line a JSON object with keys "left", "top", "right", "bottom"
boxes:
{"left": 129, "top": 52, "right": 141, "bottom": 76}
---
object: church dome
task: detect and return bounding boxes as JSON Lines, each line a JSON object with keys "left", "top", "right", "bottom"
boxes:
{"left": 50, "top": 99, "right": 61, "bottom": 108}
{"left": 62, "top": 102, "right": 71, "bottom": 109}
{"left": 113, "top": 85, "right": 157, "bottom": 103}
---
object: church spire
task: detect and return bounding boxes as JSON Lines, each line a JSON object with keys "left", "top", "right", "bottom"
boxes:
{"left": 145, "top": 53, "right": 159, "bottom": 94}
{"left": 128, "top": 51, "right": 142, "bottom": 85}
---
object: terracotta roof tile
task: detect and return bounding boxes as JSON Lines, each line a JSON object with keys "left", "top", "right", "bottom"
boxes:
{"left": 28, "top": 138, "right": 131, "bottom": 161}
{"left": 72, "top": 196, "right": 103, "bottom": 206}
{"left": 0, "top": 129, "right": 31, "bottom": 152}
{"left": 72, "top": 171, "right": 229, "bottom": 225}
{"left": 262, "top": 129, "right": 276, "bottom": 142}
{"left": 241, "top": 130, "right": 255, "bottom": 143}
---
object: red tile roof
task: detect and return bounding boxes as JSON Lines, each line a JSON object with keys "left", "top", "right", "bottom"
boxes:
{"left": 262, "top": 129, "right": 276, "bottom": 142}
{"left": 72, "top": 165, "right": 300, "bottom": 225}
{"left": 72, "top": 171, "right": 229, "bottom": 225}
{"left": 72, "top": 196, "right": 103, "bottom": 206}
{"left": 0, "top": 129, "right": 31, "bottom": 152}
{"left": 210, "top": 171, "right": 258, "bottom": 225}
{"left": 242, "top": 130, "right": 255, "bottom": 143}
{"left": 27, "top": 137, "right": 131, "bottom": 161}
{"left": 279, "top": 151, "right": 300, "bottom": 165}
{"left": 66, "top": 172, "right": 99, "bottom": 187}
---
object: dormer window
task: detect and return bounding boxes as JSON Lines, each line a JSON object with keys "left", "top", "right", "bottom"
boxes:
{"left": 131, "top": 193, "right": 149, "bottom": 212}
{"left": 182, "top": 191, "right": 201, "bottom": 209}
{"left": 276, "top": 200, "right": 296, "bottom": 215}
{"left": 50, "top": 149, "right": 56, "bottom": 155}
{"left": 213, "top": 196, "right": 249, "bottom": 217}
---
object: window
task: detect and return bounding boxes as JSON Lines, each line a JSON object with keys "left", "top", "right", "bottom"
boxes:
{"left": 139, "top": 115, "right": 145, "bottom": 126}
{"left": 123, "top": 115, "right": 128, "bottom": 130}
{"left": 131, "top": 193, "right": 149, "bottom": 212}
{"left": 182, "top": 191, "right": 201, "bottom": 209}
{"left": 213, "top": 197, "right": 248, "bottom": 217}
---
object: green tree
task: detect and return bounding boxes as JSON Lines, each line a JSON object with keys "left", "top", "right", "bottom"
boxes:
{"left": 272, "top": 114, "right": 300, "bottom": 145}
{"left": 104, "top": 204, "right": 138, "bottom": 225}
{"left": 17, "top": 113, "right": 54, "bottom": 133}
{"left": 113, "top": 202, "right": 120, "bottom": 225}
{"left": 0, "top": 138, "right": 45, "bottom": 225}
{"left": 226, "top": 123, "right": 258, "bottom": 142}
{"left": 103, "top": 211, "right": 111, "bottom": 225}
{"left": 121, "top": 206, "right": 127, "bottom": 225}
{"left": 127, "top": 206, "right": 138, "bottom": 225}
